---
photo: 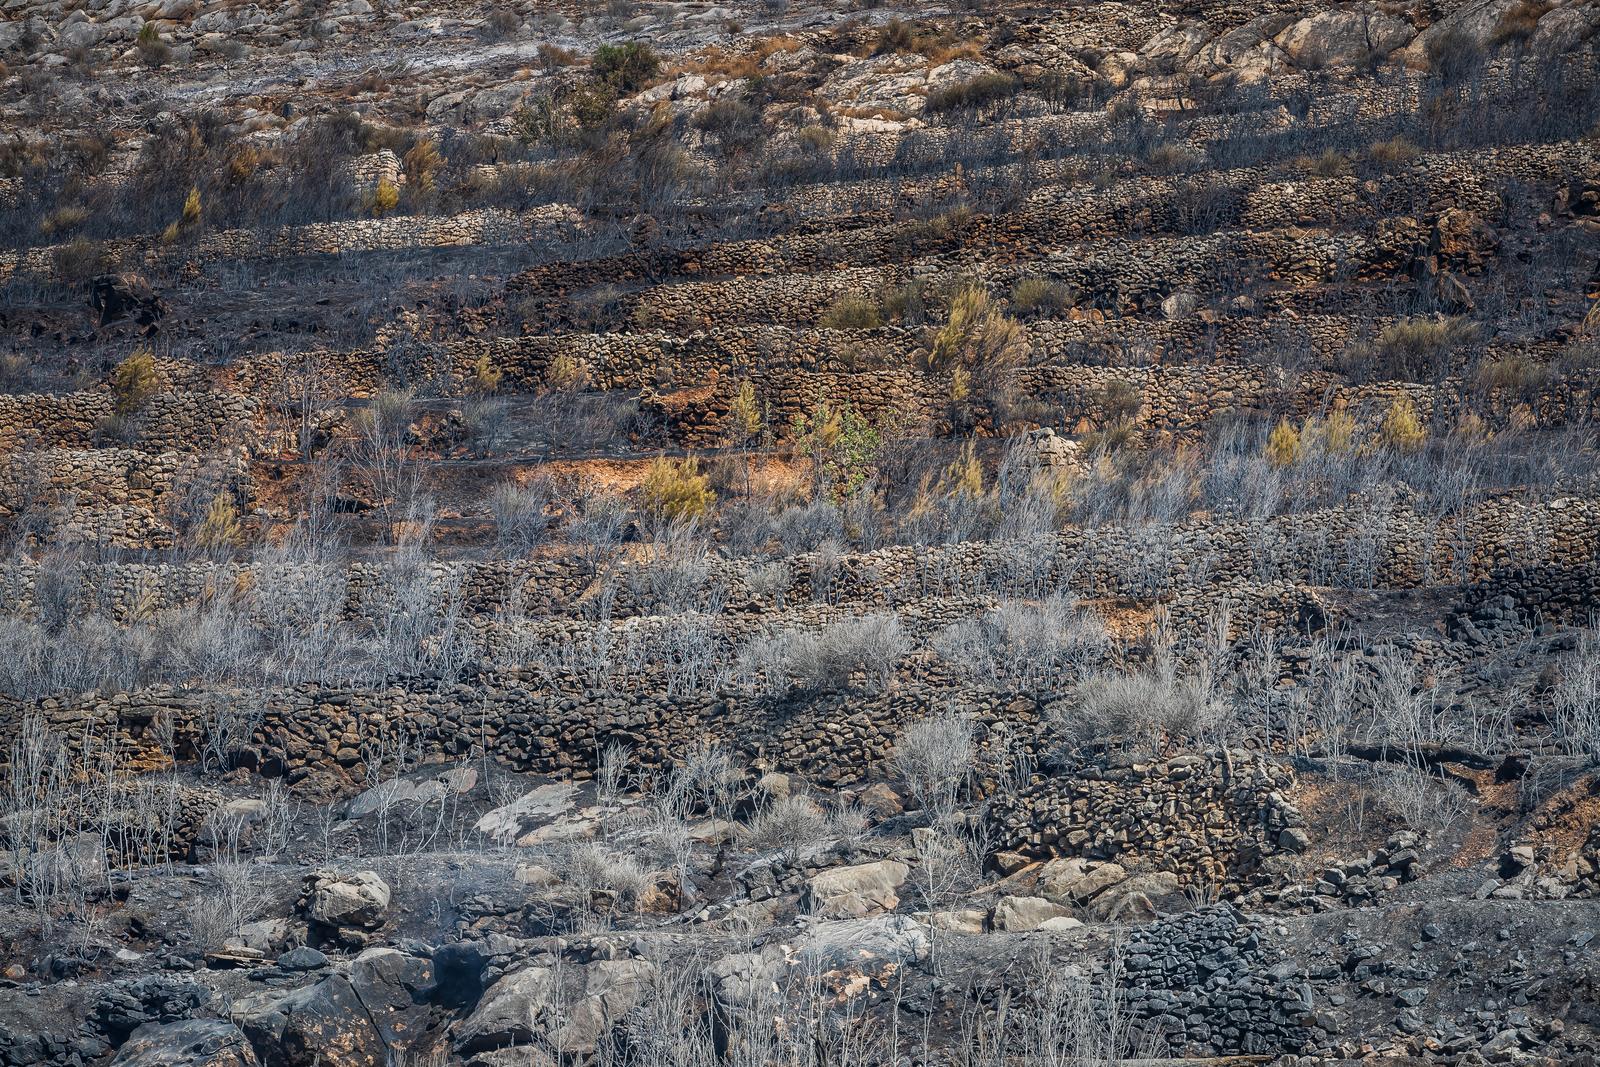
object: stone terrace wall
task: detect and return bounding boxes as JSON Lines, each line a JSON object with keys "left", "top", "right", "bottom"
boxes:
{"left": 989, "top": 751, "right": 1302, "bottom": 889}
{"left": 0, "top": 447, "right": 252, "bottom": 549}
{"left": 0, "top": 205, "right": 583, "bottom": 285}
{"left": 0, "top": 496, "right": 1592, "bottom": 624}
{"left": 0, "top": 392, "right": 256, "bottom": 455}
{"left": 0, "top": 678, "right": 1296, "bottom": 887}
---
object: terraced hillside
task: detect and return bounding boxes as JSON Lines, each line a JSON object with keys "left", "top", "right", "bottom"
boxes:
{"left": 2, "top": 1, "right": 1600, "bottom": 1064}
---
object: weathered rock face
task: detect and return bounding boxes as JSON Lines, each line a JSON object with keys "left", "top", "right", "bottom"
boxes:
{"left": 300, "top": 870, "right": 391, "bottom": 933}
{"left": 348, "top": 948, "right": 439, "bottom": 1051}
{"left": 234, "top": 976, "right": 385, "bottom": 1067}
{"left": 93, "top": 977, "right": 213, "bottom": 1047}
{"left": 455, "top": 959, "right": 656, "bottom": 1055}
{"left": 990, "top": 894, "right": 1080, "bottom": 932}
{"left": 88, "top": 273, "right": 166, "bottom": 332}
{"left": 1036, "top": 857, "right": 1128, "bottom": 905}
{"left": 802, "top": 859, "right": 910, "bottom": 919}
{"left": 109, "top": 1020, "right": 259, "bottom": 1067}
{"left": 1272, "top": 9, "right": 1415, "bottom": 67}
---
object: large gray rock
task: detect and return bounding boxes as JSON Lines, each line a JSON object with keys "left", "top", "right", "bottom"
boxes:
{"left": 110, "top": 1020, "right": 258, "bottom": 1067}
{"left": 348, "top": 948, "right": 438, "bottom": 1051}
{"left": 1037, "top": 859, "right": 1127, "bottom": 905}
{"left": 234, "top": 976, "right": 383, "bottom": 1067}
{"left": 802, "top": 860, "right": 909, "bottom": 919}
{"left": 346, "top": 766, "right": 476, "bottom": 820}
{"left": 991, "top": 895, "right": 1081, "bottom": 932}
{"left": 473, "top": 783, "right": 580, "bottom": 846}
{"left": 456, "top": 959, "right": 655, "bottom": 1055}
{"left": 1087, "top": 871, "right": 1183, "bottom": 921}
{"left": 1273, "top": 8, "right": 1415, "bottom": 66}
{"left": 302, "top": 870, "right": 391, "bottom": 931}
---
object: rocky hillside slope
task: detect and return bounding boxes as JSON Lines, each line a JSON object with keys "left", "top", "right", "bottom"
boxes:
{"left": 2, "top": 1, "right": 1599, "bottom": 1065}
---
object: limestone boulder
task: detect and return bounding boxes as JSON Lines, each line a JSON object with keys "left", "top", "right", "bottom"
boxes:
{"left": 455, "top": 959, "right": 655, "bottom": 1056}
{"left": 1273, "top": 8, "right": 1415, "bottom": 67}
{"left": 802, "top": 859, "right": 909, "bottom": 919}
{"left": 110, "top": 1020, "right": 258, "bottom": 1067}
{"left": 991, "top": 895, "right": 1079, "bottom": 932}
{"left": 302, "top": 870, "right": 391, "bottom": 931}
{"left": 1037, "top": 859, "right": 1128, "bottom": 905}
{"left": 1087, "top": 871, "right": 1184, "bottom": 921}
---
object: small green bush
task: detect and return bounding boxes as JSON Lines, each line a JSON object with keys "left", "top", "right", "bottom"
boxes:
{"left": 925, "top": 72, "right": 1018, "bottom": 114}
{"left": 641, "top": 456, "right": 714, "bottom": 522}
{"left": 820, "top": 294, "right": 883, "bottom": 330}
{"left": 1010, "top": 278, "right": 1074, "bottom": 317}
{"left": 592, "top": 41, "right": 660, "bottom": 92}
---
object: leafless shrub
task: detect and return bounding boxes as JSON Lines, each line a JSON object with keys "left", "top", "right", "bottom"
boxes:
{"left": 197, "top": 694, "right": 264, "bottom": 776}
{"left": 551, "top": 840, "right": 650, "bottom": 906}
{"left": 190, "top": 856, "right": 272, "bottom": 948}
{"left": 1551, "top": 627, "right": 1600, "bottom": 762}
{"left": 784, "top": 613, "right": 908, "bottom": 693}
{"left": 740, "top": 793, "right": 832, "bottom": 865}
{"left": 597, "top": 741, "right": 631, "bottom": 806}
{"left": 649, "top": 613, "right": 733, "bottom": 697}
{"left": 348, "top": 388, "right": 419, "bottom": 542}
{"left": 491, "top": 476, "right": 557, "bottom": 557}
{"left": 1376, "top": 765, "right": 1476, "bottom": 834}
{"left": 1356, "top": 646, "right": 1458, "bottom": 756}
{"left": 1070, "top": 671, "right": 1214, "bottom": 754}
{"left": 569, "top": 488, "right": 630, "bottom": 578}
{"left": 733, "top": 629, "right": 794, "bottom": 696}
{"left": 744, "top": 561, "right": 792, "bottom": 607}
{"left": 630, "top": 521, "right": 726, "bottom": 614}
{"left": 891, "top": 711, "right": 975, "bottom": 818}
{"left": 933, "top": 594, "right": 1106, "bottom": 693}
{"left": 363, "top": 539, "right": 472, "bottom": 682}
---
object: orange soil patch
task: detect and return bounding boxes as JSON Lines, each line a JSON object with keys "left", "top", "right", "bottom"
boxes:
{"left": 1083, "top": 598, "right": 1158, "bottom": 643}
{"left": 1524, "top": 775, "right": 1600, "bottom": 864}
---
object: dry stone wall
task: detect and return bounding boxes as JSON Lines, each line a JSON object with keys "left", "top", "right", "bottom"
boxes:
{"left": 0, "top": 392, "right": 256, "bottom": 455}
{"left": 0, "top": 447, "right": 252, "bottom": 549}
{"left": 0, "top": 206, "right": 583, "bottom": 285}
{"left": 0, "top": 679, "right": 1294, "bottom": 889}
{"left": 989, "top": 750, "right": 1302, "bottom": 890}
{"left": 0, "top": 496, "right": 1592, "bottom": 621}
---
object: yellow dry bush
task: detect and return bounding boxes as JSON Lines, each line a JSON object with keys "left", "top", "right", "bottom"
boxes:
{"left": 927, "top": 283, "right": 1028, "bottom": 375}
{"left": 403, "top": 139, "right": 442, "bottom": 196}
{"left": 371, "top": 176, "right": 400, "bottom": 217}
{"left": 820, "top": 294, "right": 882, "bottom": 330}
{"left": 194, "top": 492, "right": 242, "bottom": 551}
{"left": 1379, "top": 396, "right": 1426, "bottom": 453}
{"left": 1009, "top": 277, "right": 1074, "bottom": 316}
{"left": 1265, "top": 419, "right": 1302, "bottom": 467}
{"left": 110, "top": 350, "right": 160, "bottom": 414}
{"left": 944, "top": 438, "right": 983, "bottom": 496}
{"left": 471, "top": 351, "right": 502, "bottom": 394}
{"left": 1319, "top": 407, "right": 1358, "bottom": 453}
{"left": 641, "top": 456, "right": 714, "bottom": 522}
{"left": 1298, "top": 150, "right": 1352, "bottom": 177}
{"left": 949, "top": 365, "right": 971, "bottom": 403}
{"left": 546, "top": 352, "right": 589, "bottom": 391}
{"left": 727, "top": 379, "right": 762, "bottom": 442}
{"left": 1453, "top": 410, "right": 1490, "bottom": 441}
{"left": 1368, "top": 135, "right": 1420, "bottom": 166}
